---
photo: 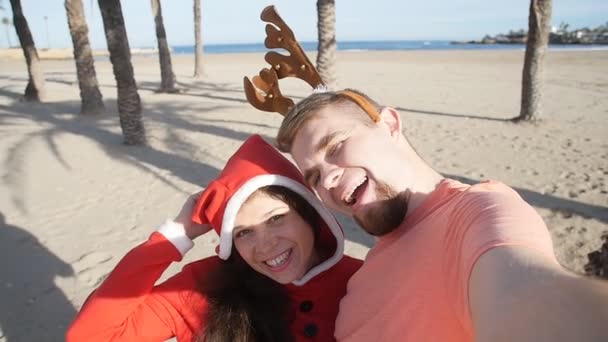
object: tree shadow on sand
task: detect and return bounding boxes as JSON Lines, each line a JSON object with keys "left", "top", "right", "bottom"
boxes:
{"left": 1, "top": 94, "right": 379, "bottom": 251}
{"left": 0, "top": 100, "right": 238, "bottom": 209}
{"left": 396, "top": 106, "right": 513, "bottom": 122}
{"left": 0, "top": 73, "right": 310, "bottom": 109}
{"left": 445, "top": 174, "right": 608, "bottom": 223}
{"left": 0, "top": 212, "right": 76, "bottom": 342}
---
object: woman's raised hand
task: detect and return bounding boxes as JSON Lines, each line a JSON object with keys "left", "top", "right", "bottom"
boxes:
{"left": 174, "top": 192, "right": 212, "bottom": 240}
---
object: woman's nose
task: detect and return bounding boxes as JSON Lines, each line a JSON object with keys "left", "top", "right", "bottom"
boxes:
{"left": 256, "top": 229, "right": 278, "bottom": 254}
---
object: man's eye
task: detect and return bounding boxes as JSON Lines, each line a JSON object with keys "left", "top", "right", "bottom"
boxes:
{"left": 328, "top": 141, "right": 344, "bottom": 157}
{"left": 311, "top": 173, "right": 320, "bottom": 187}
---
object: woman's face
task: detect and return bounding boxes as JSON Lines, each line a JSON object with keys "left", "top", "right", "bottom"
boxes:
{"left": 233, "top": 191, "right": 317, "bottom": 284}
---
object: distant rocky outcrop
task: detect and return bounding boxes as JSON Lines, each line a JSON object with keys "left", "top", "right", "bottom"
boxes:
{"left": 451, "top": 22, "right": 608, "bottom": 45}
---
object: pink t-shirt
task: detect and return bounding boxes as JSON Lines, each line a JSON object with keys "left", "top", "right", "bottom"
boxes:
{"left": 335, "top": 179, "right": 557, "bottom": 342}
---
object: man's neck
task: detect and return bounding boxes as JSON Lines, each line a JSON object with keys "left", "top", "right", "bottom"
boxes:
{"left": 405, "top": 165, "right": 444, "bottom": 218}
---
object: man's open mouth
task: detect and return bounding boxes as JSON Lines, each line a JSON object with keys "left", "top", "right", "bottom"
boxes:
{"left": 344, "top": 177, "right": 368, "bottom": 206}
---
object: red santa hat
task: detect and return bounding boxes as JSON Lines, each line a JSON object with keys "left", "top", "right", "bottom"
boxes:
{"left": 191, "top": 135, "right": 344, "bottom": 285}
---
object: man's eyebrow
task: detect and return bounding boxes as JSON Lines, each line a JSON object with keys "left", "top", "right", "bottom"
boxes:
{"left": 315, "top": 130, "right": 345, "bottom": 153}
{"left": 303, "top": 131, "right": 346, "bottom": 185}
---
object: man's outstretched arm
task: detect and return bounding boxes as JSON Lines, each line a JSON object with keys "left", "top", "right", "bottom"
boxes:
{"left": 469, "top": 246, "right": 608, "bottom": 342}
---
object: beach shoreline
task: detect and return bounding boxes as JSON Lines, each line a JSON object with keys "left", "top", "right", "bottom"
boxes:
{"left": 2, "top": 41, "right": 608, "bottom": 61}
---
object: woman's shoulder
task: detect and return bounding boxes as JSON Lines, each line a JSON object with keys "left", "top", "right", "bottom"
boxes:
{"left": 182, "top": 255, "right": 224, "bottom": 275}
{"left": 180, "top": 255, "right": 241, "bottom": 293}
{"left": 334, "top": 255, "right": 364, "bottom": 276}
{"left": 342, "top": 254, "right": 364, "bottom": 266}
{"left": 157, "top": 255, "right": 224, "bottom": 296}
{"left": 159, "top": 256, "right": 225, "bottom": 313}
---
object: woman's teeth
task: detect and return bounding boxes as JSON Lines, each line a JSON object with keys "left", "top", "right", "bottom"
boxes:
{"left": 265, "top": 249, "right": 291, "bottom": 267}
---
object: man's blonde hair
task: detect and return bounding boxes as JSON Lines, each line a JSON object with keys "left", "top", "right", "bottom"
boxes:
{"left": 276, "top": 89, "right": 381, "bottom": 152}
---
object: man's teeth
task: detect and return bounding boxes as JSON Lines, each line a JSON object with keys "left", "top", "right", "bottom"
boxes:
{"left": 265, "top": 249, "right": 291, "bottom": 267}
{"left": 345, "top": 177, "right": 367, "bottom": 204}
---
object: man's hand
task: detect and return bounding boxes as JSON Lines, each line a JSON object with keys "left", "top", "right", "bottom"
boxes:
{"left": 174, "top": 192, "right": 212, "bottom": 240}
{"left": 470, "top": 246, "right": 608, "bottom": 342}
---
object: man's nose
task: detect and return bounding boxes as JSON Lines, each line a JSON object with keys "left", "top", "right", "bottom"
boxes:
{"left": 321, "top": 167, "right": 342, "bottom": 190}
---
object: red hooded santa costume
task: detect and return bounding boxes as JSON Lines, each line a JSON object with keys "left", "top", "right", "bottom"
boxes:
{"left": 67, "top": 135, "right": 362, "bottom": 342}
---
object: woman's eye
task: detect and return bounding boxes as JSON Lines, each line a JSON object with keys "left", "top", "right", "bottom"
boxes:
{"left": 235, "top": 229, "right": 251, "bottom": 239}
{"left": 268, "top": 214, "right": 285, "bottom": 224}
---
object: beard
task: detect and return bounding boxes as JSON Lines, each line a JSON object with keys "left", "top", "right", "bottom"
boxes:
{"left": 354, "top": 180, "right": 408, "bottom": 237}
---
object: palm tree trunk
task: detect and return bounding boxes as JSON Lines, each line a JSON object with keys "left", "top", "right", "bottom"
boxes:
{"left": 98, "top": 0, "right": 145, "bottom": 145}
{"left": 316, "top": 0, "right": 337, "bottom": 90}
{"left": 151, "top": 0, "right": 177, "bottom": 92}
{"left": 65, "top": 0, "right": 104, "bottom": 115}
{"left": 9, "top": 0, "right": 46, "bottom": 101}
{"left": 193, "top": 0, "right": 204, "bottom": 78}
{"left": 516, "top": 0, "right": 553, "bottom": 122}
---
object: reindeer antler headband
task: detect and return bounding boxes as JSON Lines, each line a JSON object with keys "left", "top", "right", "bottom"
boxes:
{"left": 244, "top": 5, "right": 380, "bottom": 122}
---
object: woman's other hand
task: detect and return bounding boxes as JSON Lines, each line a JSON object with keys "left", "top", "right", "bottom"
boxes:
{"left": 174, "top": 192, "right": 212, "bottom": 240}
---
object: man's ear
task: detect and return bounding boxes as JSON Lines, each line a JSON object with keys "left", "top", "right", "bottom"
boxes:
{"left": 378, "top": 107, "right": 402, "bottom": 138}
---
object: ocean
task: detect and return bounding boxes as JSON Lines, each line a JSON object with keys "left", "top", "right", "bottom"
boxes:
{"left": 171, "top": 40, "right": 608, "bottom": 54}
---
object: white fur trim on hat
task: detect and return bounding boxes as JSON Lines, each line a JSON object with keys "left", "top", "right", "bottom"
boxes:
{"left": 218, "top": 174, "right": 344, "bottom": 286}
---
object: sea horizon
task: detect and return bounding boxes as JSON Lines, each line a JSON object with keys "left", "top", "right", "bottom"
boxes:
{"left": 165, "top": 40, "right": 608, "bottom": 54}
{"left": 3, "top": 39, "right": 604, "bottom": 54}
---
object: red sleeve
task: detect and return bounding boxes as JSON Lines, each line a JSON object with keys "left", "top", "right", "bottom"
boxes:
{"left": 66, "top": 232, "right": 206, "bottom": 341}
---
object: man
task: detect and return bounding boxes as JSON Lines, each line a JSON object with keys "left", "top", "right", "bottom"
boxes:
{"left": 276, "top": 89, "right": 608, "bottom": 341}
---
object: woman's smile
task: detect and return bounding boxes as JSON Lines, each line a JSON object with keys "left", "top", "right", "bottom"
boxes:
{"left": 263, "top": 248, "right": 293, "bottom": 271}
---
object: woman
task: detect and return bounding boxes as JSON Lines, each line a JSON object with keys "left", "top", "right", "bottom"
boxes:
{"left": 66, "top": 135, "right": 362, "bottom": 341}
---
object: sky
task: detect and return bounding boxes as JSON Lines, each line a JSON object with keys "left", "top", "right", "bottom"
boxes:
{"left": 0, "top": 0, "right": 607, "bottom": 49}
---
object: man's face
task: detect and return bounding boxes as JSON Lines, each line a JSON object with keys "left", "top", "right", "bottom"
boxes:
{"left": 290, "top": 104, "right": 409, "bottom": 236}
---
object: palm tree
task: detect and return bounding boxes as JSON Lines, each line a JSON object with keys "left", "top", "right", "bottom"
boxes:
{"left": 98, "top": 0, "right": 145, "bottom": 145}
{"left": 316, "top": 0, "right": 337, "bottom": 90}
{"left": 2, "top": 17, "right": 11, "bottom": 47}
{"left": 150, "top": 0, "right": 177, "bottom": 92}
{"left": 193, "top": 0, "right": 204, "bottom": 78}
{"left": 65, "top": 0, "right": 104, "bottom": 115}
{"left": 9, "top": 0, "right": 46, "bottom": 101}
{"left": 515, "top": 0, "right": 553, "bottom": 122}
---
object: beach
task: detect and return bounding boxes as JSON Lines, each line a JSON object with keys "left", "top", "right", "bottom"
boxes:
{"left": 1, "top": 49, "right": 607, "bottom": 341}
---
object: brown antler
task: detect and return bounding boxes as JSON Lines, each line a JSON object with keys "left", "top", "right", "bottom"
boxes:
{"left": 244, "top": 5, "right": 324, "bottom": 116}
{"left": 243, "top": 68, "right": 294, "bottom": 115}
{"left": 261, "top": 6, "right": 323, "bottom": 87}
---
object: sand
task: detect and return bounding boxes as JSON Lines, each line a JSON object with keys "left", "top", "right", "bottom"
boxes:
{"left": 0, "top": 47, "right": 157, "bottom": 60}
{"left": 0, "top": 49, "right": 607, "bottom": 341}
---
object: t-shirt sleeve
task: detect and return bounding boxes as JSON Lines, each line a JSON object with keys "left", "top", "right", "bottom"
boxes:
{"left": 445, "top": 182, "right": 557, "bottom": 330}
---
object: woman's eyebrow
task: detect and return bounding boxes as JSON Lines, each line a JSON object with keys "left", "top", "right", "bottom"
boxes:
{"left": 234, "top": 206, "right": 288, "bottom": 231}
